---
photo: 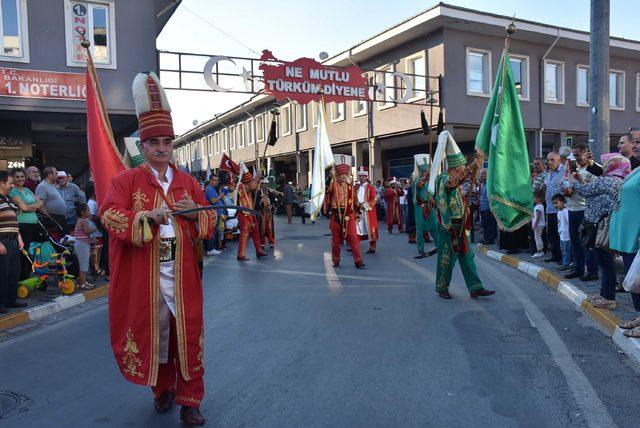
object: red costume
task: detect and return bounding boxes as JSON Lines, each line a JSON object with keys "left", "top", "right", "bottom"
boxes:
{"left": 237, "top": 169, "right": 266, "bottom": 261}
{"left": 324, "top": 164, "right": 363, "bottom": 268}
{"left": 101, "top": 73, "right": 214, "bottom": 421}
{"left": 384, "top": 185, "right": 404, "bottom": 233}
{"left": 101, "top": 163, "right": 213, "bottom": 406}
{"left": 355, "top": 169, "right": 379, "bottom": 253}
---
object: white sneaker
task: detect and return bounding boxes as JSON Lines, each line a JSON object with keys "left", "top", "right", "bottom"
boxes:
{"left": 532, "top": 252, "right": 545, "bottom": 258}
{"left": 207, "top": 249, "right": 221, "bottom": 256}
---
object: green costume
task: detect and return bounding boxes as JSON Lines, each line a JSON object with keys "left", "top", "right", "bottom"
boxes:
{"left": 434, "top": 171, "right": 483, "bottom": 293}
{"left": 412, "top": 165, "right": 439, "bottom": 254}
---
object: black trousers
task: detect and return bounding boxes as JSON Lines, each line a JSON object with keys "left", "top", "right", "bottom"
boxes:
{"left": 546, "top": 213, "right": 562, "bottom": 261}
{"left": 480, "top": 209, "right": 497, "bottom": 243}
{"left": 18, "top": 223, "right": 39, "bottom": 280}
{"left": 0, "top": 237, "right": 20, "bottom": 307}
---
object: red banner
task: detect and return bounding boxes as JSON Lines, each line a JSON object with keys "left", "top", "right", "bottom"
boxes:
{"left": 259, "top": 51, "right": 368, "bottom": 105}
{"left": 0, "top": 67, "right": 86, "bottom": 101}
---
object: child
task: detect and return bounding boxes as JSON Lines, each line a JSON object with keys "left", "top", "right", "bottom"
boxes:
{"left": 532, "top": 193, "right": 546, "bottom": 258}
{"left": 552, "top": 194, "right": 571, "bottom": 271}
{"left": 74, "top": 202, "right": 97, "bottom": 290}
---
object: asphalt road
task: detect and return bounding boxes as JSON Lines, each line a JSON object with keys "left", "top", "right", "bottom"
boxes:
{"left": 2, "top": 216, "right": 640, "bottom": 427}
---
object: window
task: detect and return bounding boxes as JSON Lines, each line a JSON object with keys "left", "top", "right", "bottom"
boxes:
{"left": 221, "top": 129, "right": 228, "bottom": 152}
{"left": 237, "top": 123, "right": 245, "bottom": 148}
{"left": 0, "top": 0, "right": 28, "bottom": 62}
{"left": 544, "top": 60, "right": 564, "bottom": 104}
{"left": 281, "top": 104, "right": 291, "bottom": 136}
{"left": 406, "top": 53, "right": 426, "bottom": 100}
{"left": 199, "top": 138, "right": 206, "bottom": 158}
{"left": 247, "top": 119, "right": 255, "bottom": 145}
{"left": 331, "top": 102, "right": 345, "bottom": 122}
{"left": 466, "top": 48, "right": 491, "bottom": 96}
{"left": 213, "top": 132, "right": 219, "bottom": 154}
{"left": 256, "top": 114, "right": 265, "bottom": 142}
{"left": 352, "top": 99, "right": 367, "bottom": 117}
{"left": 229, "top": 125, "right": 236, "bottom": 150}
{"left": 610, "top": 70, "right": 625, "bottom": 110}
{"left": 376, "top": 66, "right": 395, "bottom": 109}
{"left": 509, "top": 54, "right": 529, "bottom": 100}
{"left": 577, "top": 65, "right": 589, "bottom": 106}
{"left": 636, "top": 73, "right": 640, "bottom": 112}
{"left": 65, "top": 0, "right": 116, "bottom": 68}
{"left": 190, "top": 143, "right": 196, "bottom": 161}
{"left": 295, "top": 103, "right": 307, "bottom": 132}
{"left": 207, "top": 135, "right": 213, "bottom": 155}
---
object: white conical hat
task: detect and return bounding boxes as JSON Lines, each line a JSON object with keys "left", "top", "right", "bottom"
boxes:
{"left": 132, "top": 72, "right": 174, "bottom": 140}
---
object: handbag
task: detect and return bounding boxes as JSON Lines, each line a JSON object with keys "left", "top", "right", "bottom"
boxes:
{"left": 595, "top": 213, "right": 610, "bottom": 250}
{"left": 579, "top": 221, "right": 598, "bottom": 249}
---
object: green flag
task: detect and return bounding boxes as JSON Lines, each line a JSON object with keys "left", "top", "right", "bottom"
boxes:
{"left": 476, "top": 50, "right": 533, "bottom": 231}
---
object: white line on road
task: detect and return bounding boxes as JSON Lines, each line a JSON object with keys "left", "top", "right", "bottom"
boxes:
{"left": 396, "top": 257, "right": 436, "bottom": 282}
{"left": 480, "top": 261, "right": 616, "bottom": 428}
{"left": 323, "top": 252, "right": 344, "bottom": 294}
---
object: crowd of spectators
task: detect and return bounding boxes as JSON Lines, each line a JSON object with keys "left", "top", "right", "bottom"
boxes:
{"left": 0, "top": 165, "right": 111, "bottom": 311}
{"left": 477, "top": 133, "right": 640, "bottom": 335}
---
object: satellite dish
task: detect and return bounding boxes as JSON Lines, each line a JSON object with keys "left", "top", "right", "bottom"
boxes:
{"left": 319, "top": 51, "right": 329, "bottom": 60}
{"left": 192, "top": 119, "right": 199, "bottom": 127}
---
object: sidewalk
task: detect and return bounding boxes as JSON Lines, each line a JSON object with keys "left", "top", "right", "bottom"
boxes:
{"left": 477, "top": 243, "right": 640, "bottom": 366}
{"left": 0, "top": 279, "right": 109, "bottom": 332}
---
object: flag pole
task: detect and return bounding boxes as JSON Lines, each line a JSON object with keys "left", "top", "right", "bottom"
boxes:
{"left": 496, "top": 18, "right": 517, "bottom": 118}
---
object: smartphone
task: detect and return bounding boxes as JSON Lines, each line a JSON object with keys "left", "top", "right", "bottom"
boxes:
{"left": 569, "top": 160, "right": 577, "bottom": 172}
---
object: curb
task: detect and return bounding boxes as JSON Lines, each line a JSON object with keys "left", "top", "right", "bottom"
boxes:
{"left": 0, "top": 284, "right": 108, "bottom": 333}
{"left": 477, "top": 245, "right": 640, "bottom": 366}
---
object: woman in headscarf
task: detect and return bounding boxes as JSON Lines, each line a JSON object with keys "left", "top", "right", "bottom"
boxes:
{"left": 610, "top": 161, "right": 640, "bottom": 336}
{"left": 568, "top": 153, "right": 631, "bottom": 310}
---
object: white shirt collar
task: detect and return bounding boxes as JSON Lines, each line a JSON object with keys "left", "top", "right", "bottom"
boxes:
{"left": 149, "top": 164, "right": 173, "bottom": 184}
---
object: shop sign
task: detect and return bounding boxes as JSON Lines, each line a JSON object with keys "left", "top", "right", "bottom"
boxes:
{"left": 258, "top": 51, "right": 367, "bottom": 104}
{"left": 0, "top": 68, "right": 86, "bottom": 101}
{"left": 71, "top": 2, "right": 89, "bottom": 63}
{"left": 0, "top": 136, "right": 23, "bottom": 150}
{"left": 7, "top": 159, "right": 25, "bottom": 169}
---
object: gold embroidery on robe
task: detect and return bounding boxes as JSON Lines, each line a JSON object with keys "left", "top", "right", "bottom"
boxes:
{"left": 132, "top": 188, "right": 150, "bottom": 211}
{"left": 122, "top": 328, "right": 144, "bottom": 377}
{"left": 193, "top": 328, "right": 204, "bottom": 373}
{"left": 102, "top": 208, "right": 129, "bottom": 234}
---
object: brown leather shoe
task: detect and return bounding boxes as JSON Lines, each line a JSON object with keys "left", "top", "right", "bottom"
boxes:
{"left": 180, "top": 406, "right": 205, "bottom": 426}
{"left": 470, "top": 289, "right": 496, "bottom": 298}
{"left": 154, "top": 391, "right": 175, "bottom": 413}
{"left": 438, "top": 290, "right": 452, "bottom": 299}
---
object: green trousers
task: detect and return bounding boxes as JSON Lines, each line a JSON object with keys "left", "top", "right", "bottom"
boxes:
{"left": 415, "top": 207, "right": 439, "bottom": 254}
{"left": 435, "top": 225, "right": 483, "bottom": 293}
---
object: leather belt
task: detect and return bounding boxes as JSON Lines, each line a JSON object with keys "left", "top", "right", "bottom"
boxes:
{"left": 159, "top": 238, "right": 176, "bottom": 263}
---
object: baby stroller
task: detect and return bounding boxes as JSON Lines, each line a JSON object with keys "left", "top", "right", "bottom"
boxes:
{"left": 33, "top": 213, "right": 79, "bottom": 277}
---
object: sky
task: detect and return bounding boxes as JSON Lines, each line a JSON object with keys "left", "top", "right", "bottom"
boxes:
{"left": 157, "top": 0, "right": 640, "bottom": 135}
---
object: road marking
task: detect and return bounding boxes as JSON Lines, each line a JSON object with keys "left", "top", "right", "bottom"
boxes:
{"left": 323, "top": 252, "right": 344, "bottom": 294}
{"left": 524, "top": 310, "right": 537, "bottom": 328}
{"left": 480, "top": 260, "right": 616, "bottom": 428}
{"left": 396, "top": 257, "right": 436, "bottom": 282}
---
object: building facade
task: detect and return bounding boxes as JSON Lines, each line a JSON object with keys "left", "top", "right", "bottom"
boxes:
{"left": 0, "top": 0, "right": 180, "bottom": 180}
{"left": 174, "top": 2, "right": 640, "bottom": 186}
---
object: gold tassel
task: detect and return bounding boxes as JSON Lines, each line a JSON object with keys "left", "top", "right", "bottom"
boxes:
{"left": 142, "top": 218, "right": 153, "bottom": 243}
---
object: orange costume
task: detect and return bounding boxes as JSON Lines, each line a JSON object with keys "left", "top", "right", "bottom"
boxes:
{"left": 324, "top": 162, "right": 364, "bottom": 268}
{"left": 257, "top": 184, "right": 276, "bottom": 249}
{"left": 237, "top": 169, "right": 267, "bottom": 261}
{"left": 101, "top": 72, "right": 214, "bottom": 411}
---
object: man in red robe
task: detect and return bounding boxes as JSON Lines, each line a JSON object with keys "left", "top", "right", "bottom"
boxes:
{"left": 324, "top": 159, "right": 364, "bottom": 268}
{"left": 384, "top": 178, "right": 404, "bottom": 233}
{"left": 236, "top": 165, "right": 268, "bottom": 261}
{"left": 355, "top": 166, "right": 379, "bottom": 253}
{"left": 101, "top": 72, "right": 213, "bottom": 426}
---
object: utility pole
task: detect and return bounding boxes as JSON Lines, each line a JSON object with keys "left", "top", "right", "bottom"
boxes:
{"left": 589, "top": 0, "right": 610, "bottom": 160}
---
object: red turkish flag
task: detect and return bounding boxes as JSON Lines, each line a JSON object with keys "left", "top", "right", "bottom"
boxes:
{"left": 219, "top": 153, "right": 240, "bottom": 175}
{"left": 85, "top": 53, "right": 125, "bottom": 204}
